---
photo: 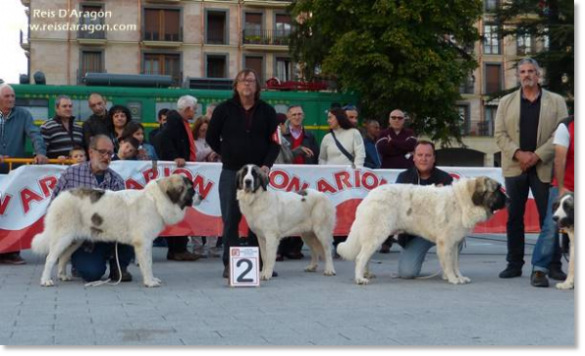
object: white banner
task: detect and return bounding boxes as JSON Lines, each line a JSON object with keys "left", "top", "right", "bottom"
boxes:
{"left": 0, "top": 162, "right": 539, "bottom": 253}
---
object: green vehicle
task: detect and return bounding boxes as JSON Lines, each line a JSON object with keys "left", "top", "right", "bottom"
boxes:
{"left": 12, "top": 84, "right": 358, "bottom": 153}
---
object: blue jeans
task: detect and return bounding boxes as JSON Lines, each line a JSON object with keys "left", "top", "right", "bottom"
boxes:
{"left": 531, "top": 186, "right": 562, "bottom": 273}
{"left": 71, "top": 242, "right": 134, "bottom": 282}
{"left": 398, "top": 236, "right": 435, "bottom": 279}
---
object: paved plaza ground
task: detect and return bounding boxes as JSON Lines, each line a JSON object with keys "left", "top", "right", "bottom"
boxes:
{"left": 0, "top": 234, "right": 575, "bottom": 346}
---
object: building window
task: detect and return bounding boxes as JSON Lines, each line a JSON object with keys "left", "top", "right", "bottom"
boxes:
{"left": 245, "top": 56, "right": 264, "bottom": 84}
{"left": 243, "top": 12, "right": 263, "bottom": 43}
{"left": 206, "top": 54, "right": 227, "bottom": 78}
{"left": 458, "top": 105, "right": 471, "bottom": 136}
{"left": 459, "top": 75, "right": 474, "bottom": 94}
{"left": 78, "top": 4, "right": 105, "bottom": 39}
{"left": 485, "top": 64, "right": 502, "bottom": 95}
{"left": 275, "top": 57, "right": 293, "bottom": 81}
{"left": 144, "top": 8, "right": 181, "bottom": 41}
{"left": 79, "top": 50, "right": 104, "bottom": 83}
{"left": 245, "top": 12, "right": 263, "bottom": 36}
{"left": 206, "top": 10, "right": 227, "bottom": 45}
{"left": 484, "top": 0, "right": 500, "bottom": 12}
{"left": 517, "top": 33, "right": 534, "bottom": 55}
{"left": 543, "top": 28, "right": 550, "bottom": 51}
{"left": 274, "top": 13, "right": 291, "bottom": 44}
{"left": 481, "top": 106, "right": 497, "bottom": 136}
{"left": 143, "top": 53, "right": 181, "bottom": 86}
{"left": 483, "top": 24, "right": 500, "bottom": 55}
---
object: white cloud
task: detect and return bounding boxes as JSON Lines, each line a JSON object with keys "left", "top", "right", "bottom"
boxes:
{"left": 0, "top": 1, "right": 28, "bottom": 84}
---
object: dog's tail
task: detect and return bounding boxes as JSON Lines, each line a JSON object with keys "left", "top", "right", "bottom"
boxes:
{"left": 337, "top": 232, "right": 361, "bottom": 261}
{"left": 31, "top": 233, "right": 50, "bottom": 255}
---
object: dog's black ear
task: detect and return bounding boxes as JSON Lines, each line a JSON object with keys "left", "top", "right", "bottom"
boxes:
{"left": 472, "top": 191, "right": 484, "bottom": 206}
{"left": 182, "top": 175, "right": 193, "bottom": 189}
{"left": 259, "top": 168, "right": 269, "bottom": 191}
{"left": 235, "top": 168, "right": 245, "bottom": 190}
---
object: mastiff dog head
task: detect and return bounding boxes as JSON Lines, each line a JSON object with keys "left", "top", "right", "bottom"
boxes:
{"left": 468, "top": 176, "right": 508, "bottom": 215}
{"left": 236, "top": 164, "right": 269, "bottom": 193}
{"left": 552, "top": 192, "right": 574, "bottom": 229}
{"left": 159, "top": 175, "right": 202, "bottom": 209}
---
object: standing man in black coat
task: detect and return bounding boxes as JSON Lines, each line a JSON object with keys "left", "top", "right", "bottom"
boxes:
{"left": 206, "top": 69, "right": 280, "bottom": 278}
{"left": 158, "top": 95, "right": 201, "bottom": 261}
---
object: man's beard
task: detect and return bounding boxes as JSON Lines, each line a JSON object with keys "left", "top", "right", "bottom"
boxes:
{"left": 522, "top": 78, "right": 536, "bottom": 88}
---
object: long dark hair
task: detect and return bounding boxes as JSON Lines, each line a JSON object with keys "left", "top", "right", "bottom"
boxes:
{"left": 330, "top": 108, "right": 354, "bottom": 130}
{"left": 232, "top": 68, "right": 262, "bottom": 102}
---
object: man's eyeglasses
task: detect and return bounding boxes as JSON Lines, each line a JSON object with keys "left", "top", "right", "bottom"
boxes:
{"left": 93, "top": 148, "right": 114, "bottom": 157}
{"left": 390, "top": 116, "right": 405, "bottom": 120}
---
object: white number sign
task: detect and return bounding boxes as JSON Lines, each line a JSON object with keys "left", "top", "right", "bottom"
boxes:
{"left": 229, "top": 247, "right": 260, "bottom": 287}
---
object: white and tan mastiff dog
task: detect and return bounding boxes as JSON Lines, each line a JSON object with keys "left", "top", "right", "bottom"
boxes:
{"left": 236, "top": 164, "right": 336, "bottom": 281}
{"left": 338, "top": 177, "right": 508, "bottom": 285}
{"left": 32, "top": 175, "right": 201, "bottom": 287}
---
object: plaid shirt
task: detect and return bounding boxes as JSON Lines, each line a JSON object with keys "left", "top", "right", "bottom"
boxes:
{"left": 51, "top": 161, "right": 125, "bottom": 200}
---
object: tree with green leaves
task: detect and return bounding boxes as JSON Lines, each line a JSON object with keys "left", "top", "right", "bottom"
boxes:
{"left": 495, "top": 0, "right": 573, "bottom": 105}
{"left": 289, "top": 0, "right": 483, "bottom": 144}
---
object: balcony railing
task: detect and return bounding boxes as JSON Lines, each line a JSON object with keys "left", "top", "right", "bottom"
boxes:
{"left": 460, "top": 120, "right": 495, "bottom": 137}
{"left": 242, "top": 29, "right": 291, "bottom": 46}
{"left": 78, "top": 26, "right": 106, "bottom": 40}
{"left": 143, "top": 29, "right": 183, "bottom": 42}
{"left": 206, "top": 29, "right": 227, "bottom": 45}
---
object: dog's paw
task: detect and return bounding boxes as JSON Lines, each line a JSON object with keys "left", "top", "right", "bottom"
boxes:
{"left": 40, "top": 279, "right": 55, "bottom": 287}
{"left": 364, "top": 271, "right": 376, "bottom": 279}
{"left": 355, "top": 277, "right": 370, "bottom": 285}
{"left": 324, "top": 269, "right": 336, "bottom": 276}
{"left": 58, "top": 274, "right": 72, "bottom": 282}
{"left": 446, "top": 277, "right": 466, "bottom": 285}
{"left": 144, "top": 278, "right": 161, "bottom": 288}
{"left": 304, "top": 265, "right": 317, "bottom": 273}
{"left": 457, "top": 275, "right": 471, "bottom": 284}
{"left": 260, "top": 272, "right": 272, "bottom": 281}
{"left": 556, "top": 281, "right": 574, "bottom": 290}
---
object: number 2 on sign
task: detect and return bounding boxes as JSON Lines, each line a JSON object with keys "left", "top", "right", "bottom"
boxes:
{"left": 229, "top": 247, "right": 260, "bottom": 287}
{"left": 236, "top": 259, "right": 254, "bottom": 283}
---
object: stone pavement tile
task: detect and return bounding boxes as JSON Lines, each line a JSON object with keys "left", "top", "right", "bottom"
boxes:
{"left": 6, "top": 331, "right": 55, "bottom": 345}
{"left": 11, "top": 318, "right": 55, "bottom": 332}
{"left": 1, "top": 245, "right": 574, "bottom": 345}
{"left": 54, "top": 331, "right": 100, "bottom": 346}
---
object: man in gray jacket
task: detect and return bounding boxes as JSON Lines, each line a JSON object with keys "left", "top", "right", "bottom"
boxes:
{"left": 0, "top": 84, "right": 48, "bottom": 264}
{"left": 494, "top": 58, "right": 568, "bottom": 283}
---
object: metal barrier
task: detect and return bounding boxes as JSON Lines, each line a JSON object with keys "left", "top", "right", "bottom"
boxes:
{"left": 1, "top": 158, "right": 75, "bottom": 173}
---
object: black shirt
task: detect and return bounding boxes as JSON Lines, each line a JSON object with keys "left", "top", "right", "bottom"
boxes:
{"left": 206, "top": 98, "right": 280, "bottom": 171}
{"left": 519, "top": 90, "right": 541, "bottom": 152}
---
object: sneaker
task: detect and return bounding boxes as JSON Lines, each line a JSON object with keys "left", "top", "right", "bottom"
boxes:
{"left": 380, "top": 244, "right": 391, "bottom": 254}
{"left": 109, "top": 259, "right": 133, "bottom": 282}
{"left": 167, "top": 251, "right": 201, "bottom": 261}
{"left": 548, "top": 268, "right": 567, "bottom": 281}
{"left": 530, "top": 271, "right": 549, "bottom": 288}
{"left": 499, "top": 266, "right": 522, "bottom": 278}
{"left": 0, "top": 252, "right": 26, "bottom": 265}
{"left": 109, "top": 265, "right": 133, "bottom": 282}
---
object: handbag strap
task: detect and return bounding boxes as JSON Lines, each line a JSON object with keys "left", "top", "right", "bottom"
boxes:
{"left": 330, "top": 130, "right": 355, "bottom": 164}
